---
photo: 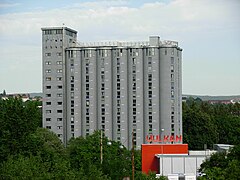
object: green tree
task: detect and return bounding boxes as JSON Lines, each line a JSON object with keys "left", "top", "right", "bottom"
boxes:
{"left": 0, "top": 98, "right": 41, "bottom": 162}
{"left": 199, "top": 144, "right": 240, "bottom": 180}
{"left": 0, "top": 154, "right": 77, "bottom": 179}
{"left": 24, "top": 128, "right": 65, "bottom": 160}
{"left": 183, "top": 104, "right": 218, "bottom": 149}
{"left": 67, "top": 131, "right": 132, "bottom": 179}
{"left": 215, "top": 116, "right": 240, "bottom": 145}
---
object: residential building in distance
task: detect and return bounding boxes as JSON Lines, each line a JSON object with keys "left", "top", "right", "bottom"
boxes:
{"left": 41, "top": 27, "right": 183, "bottom": 149}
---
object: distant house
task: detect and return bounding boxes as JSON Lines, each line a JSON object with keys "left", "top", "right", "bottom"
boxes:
{"left": 231, "top": 98, "right": 240, "bottom": 104}
{"left": 208, "top": 100, "right": 232, "bottom": 105}
{"left": 1, "top": 93, "right": 30, "bottom": 102}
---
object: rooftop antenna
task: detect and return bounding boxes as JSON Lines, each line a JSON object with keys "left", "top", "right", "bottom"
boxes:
{"left": 63, "top": 23, "right": 65, "bottom": 27}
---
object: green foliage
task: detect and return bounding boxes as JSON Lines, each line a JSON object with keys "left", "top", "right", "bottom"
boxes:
{"left": 67, "top": 131, "right": 131, "bottom": 179}
{"left": 0, "top": 153, "right": 109, "bottom": 180}
{"left": 134, "top": 150, "right": 142, "bottom": 171}
{"left": 24, "top": 128, "right": 66, "bottom": 165}
{"left": 1, "top": 154, "right": 75, "bottom": 179}
{"left": 199, "top": 144, "right": 240, "bottom": 180}
{"left": 1, "top": 97, "right": 239, "bottom": 179}
{"left": 0, "top": 98, "right": 41, "bottom": 162}
{"left": 183, "top": 108, "right": 218, "bottom": 149}
{"left": 135, "top": 171, "right": 167, "bottom": 180}
{"left": 183, "top": 99, "right": 240, "bottom": 149}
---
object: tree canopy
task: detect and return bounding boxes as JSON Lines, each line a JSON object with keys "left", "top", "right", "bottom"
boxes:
{"left": 183, "top": 98, "right": 240, "bottom": 149}
{"left": 1, "top": 97, "right": 239, "bottom": 179}
{"left": 199, "top": 144, "right": 240, "bottom": 180}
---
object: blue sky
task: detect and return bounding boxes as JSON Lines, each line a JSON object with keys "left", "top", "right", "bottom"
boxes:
{"left": 0, "top": 0, "right": 240, "bottom": 95}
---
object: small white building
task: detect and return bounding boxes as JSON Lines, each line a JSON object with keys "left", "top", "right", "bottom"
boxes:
{"left": 155, "top": 150, "right": 216, "bottom": 179}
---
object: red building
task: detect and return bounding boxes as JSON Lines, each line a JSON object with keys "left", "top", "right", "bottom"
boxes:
{"left": 141, "top": 144, "right": 188, "bottom": 174}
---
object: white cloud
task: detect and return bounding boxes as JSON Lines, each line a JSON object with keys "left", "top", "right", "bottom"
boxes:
{"left": 71, "top": 0, "right": 129, "bottom": 9}
{"left": 0, "top": 2, "right": 20, "bottom": 8}
{"left": 0, "top": 0, "right": 239, "bottom": 40}
{"left": 0, "top": 0, "right": 239, "bottom": 94}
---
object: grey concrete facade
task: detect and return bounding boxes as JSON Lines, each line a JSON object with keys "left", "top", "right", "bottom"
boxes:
{"left": 42, "top": 27, "right": 183, "bottom": 149}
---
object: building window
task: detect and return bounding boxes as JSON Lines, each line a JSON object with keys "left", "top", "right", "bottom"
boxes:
{"left": 171, "top": 74, "right": 174, "bottom": 81}
{"left": 171, "top": 57, "right": 174, "bottom": 64}
{"left": 45, "top": 69, "right": 51, "bottom": 73}
{"left": 56, "top": 29, "right": 63, "bottom": 34}
{"left": 71, "top": 76, "right": 74, "bottom": 82}
{"left": 46, "top": 86, "right": 51, "bottom": 89}
{"left": 101, "top": 83, "right": 105, "bottom": 91}
{"left": 57, "top": 93, "right": 62, "bottom": 97}
{"left": 57, "top": 61, "right": 62, "bottom": 65}
{"left": 46, "top": 118, "right": 51, "bottom": 121}
{"left": 57, "top": 102, "right": 62, "bottom": 105}
{"left": 117, "top": 83, "right": 120, "bottom": 90}
{"left": 45, "top": 61, "right": 51, "bottom": 65}
{"left": 132, "top": 58, "right": 136, "bottom": 65}
{"left": 57, "top": 118, "right": 62, "bottom": 121}
{"left": 58, "top": 85, "right": 62, "bottom": 89}
{"left": 117, "top": 91, "right": 120, "bottom": 99}
{"left": 46, "top": 102, "right": 51, "bottom": 105}
{"left": 171, "top": 65, "right": 174, "bottom": 72}
{"left": 148, "top": 57, "right": 152, "bottom": 65}
{"left": 148, "top": 91, "right": 152, "bottom": 98}
{"left": 57, "top": 52, "right": 62, "bottom": 56}
{"left": 171, "top": 90, "right": 174, "bottom": 98}
{"left": 46, "top": 110, "right": 51, "bottom": 114}
{"left": 57, "top": 69, "right": 63, "bottom": 73}
{"left": 58, "top": 126, "right": 62, "bottom": 130}
{"left": 57, "top": 77, "right": 62, "bottom": 81}
{"left": 148, "top": 74, "right": 152, "bottom": 81}
{"left": 86, "top": 84, "right": 89, "bottom": 91}
{"left": 149, "top": 116, "right": 152, "bottom": 123}
{"left": 71, "top": 117, "right": 74, "bottom": 123}
{"left": 86, "top": 75, "right": 89, "bottom": 83}
{"left": 45, "top": 53, "right": 51, "bottom": 57}
{"left": 46, "top": 77, "right": 51, "bottom": 81}
{"left": 46, "top": 126, "right": 51, "bottom": 129}
{"left": 70, "top": 59, "right": 74, "bottom": 66}
{"left": 57, "top": 110, "right": 62, "bottom": 113}
{"left": 117, "top": 66, "right": 120, "bottom": 74}
{"left": 86, "top": 100, "right": 90, "bottom": 107}
{"left": 46, "top": 94, "right": 51, "bottom": 97}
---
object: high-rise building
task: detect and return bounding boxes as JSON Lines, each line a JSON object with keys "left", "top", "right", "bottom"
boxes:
{"left": 42, "top": 27, "right": 182, "bottom": 149}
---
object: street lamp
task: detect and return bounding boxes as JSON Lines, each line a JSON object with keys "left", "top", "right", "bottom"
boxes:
{"left": 161, "top": 128, "right": 164, "bottom": 176}
{"left": 100, "top": 130, "right": 123, "bottom": 165}
{"left": 100, "top": 130, "right": 103, "bottom": 164}
{"left": 132, "top": 131, "right": 135, "bottom": 180}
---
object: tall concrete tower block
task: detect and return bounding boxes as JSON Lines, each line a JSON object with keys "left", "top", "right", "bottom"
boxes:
{"left": 42, "top": 27, "right": 183, "bottom": 149}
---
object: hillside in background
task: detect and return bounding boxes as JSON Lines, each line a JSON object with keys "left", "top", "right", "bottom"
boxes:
{"left": 28, "top": 93, "right": 240, "bottom": 101}
{"left": 184, "top": 94, "right": 240, "bottom": 101}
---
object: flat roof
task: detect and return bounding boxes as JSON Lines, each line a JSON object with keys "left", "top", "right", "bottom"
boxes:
{"left": 41, "top": 27, "right": 77, "bottom": 33}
